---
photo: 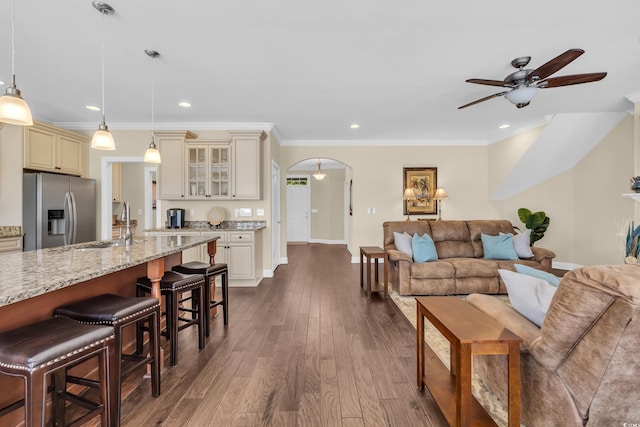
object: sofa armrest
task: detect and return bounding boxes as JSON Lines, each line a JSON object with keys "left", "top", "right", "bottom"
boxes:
{"left": 531, "top": 246, "right": 555, "bottom": 271}
{"left": 386, "top": 249, "right": 412, "bottom": 263}
{"left": 466, "top": 293, "right": 541, "bottom": 352}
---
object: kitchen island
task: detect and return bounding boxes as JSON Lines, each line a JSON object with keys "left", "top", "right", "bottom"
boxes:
{"left": 0, "top": 235, "right": 218, "bottom": 425}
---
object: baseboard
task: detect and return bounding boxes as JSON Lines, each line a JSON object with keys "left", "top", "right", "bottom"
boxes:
{"left": 552, "top": 261, "right": 584, "bottom": 271}
{"left": 308, "top": 239, "right": 347, "bottom": 245}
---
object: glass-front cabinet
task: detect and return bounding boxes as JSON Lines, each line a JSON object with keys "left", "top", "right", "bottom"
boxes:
{"left": 186, "top": 142, "right": 230, "bottom": 199}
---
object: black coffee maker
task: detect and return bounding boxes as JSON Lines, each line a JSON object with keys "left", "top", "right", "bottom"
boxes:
{"left": 166, "top": 208, "right": 185, "bottom": 228}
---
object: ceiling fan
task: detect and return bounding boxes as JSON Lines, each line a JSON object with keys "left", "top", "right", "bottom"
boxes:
{"left": 458, "top": 49, "right": 606, "bottom": 109}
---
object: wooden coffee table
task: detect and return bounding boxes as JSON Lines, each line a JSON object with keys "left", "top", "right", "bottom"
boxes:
{"left": 416, "top": 296, "right": 522, "bottom": 427}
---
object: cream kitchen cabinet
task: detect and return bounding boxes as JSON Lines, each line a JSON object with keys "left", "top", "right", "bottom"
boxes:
{"left": 230, "top": 131, "right": 265, "bottom": 200}
{"left": 156, "top": 131, "right": 196, "bottom": 200}
{"left": 145, "top": 229, "right": 261, "bottom": 285}
{"left": 185, "top": 141, "right": 230, "bottom": 200}
{"left": 112, "top": 162, "right": 122, "bottom": 202}
{"left": 0, "top": 237, "right": 22, "bottom": 254}
{"left": 23, "top": 121, "right": 88, "bottom": 177}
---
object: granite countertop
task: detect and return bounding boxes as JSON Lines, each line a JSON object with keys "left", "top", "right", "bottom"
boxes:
{"left": 146, "top": 221, "right": 266, "bottom": 233}
{"left": 0, "top": 235, "right": 219, "bottom": 308}
{"left": 0, "top": 226, "right": 22, "bottom": 238}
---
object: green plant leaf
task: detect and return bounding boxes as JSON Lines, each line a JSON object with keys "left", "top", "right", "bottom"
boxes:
{"left": 526, "top": 211, "right": 546, "bottom": 229}
{"left": 518, "top": 208, "right": 531, "bottom": 223}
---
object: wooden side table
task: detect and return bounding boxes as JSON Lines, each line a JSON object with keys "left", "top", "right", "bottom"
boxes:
{"left": 416, "top": 296, "right": 522, "bottom": 427}
{"left": 359, "top": 246, "right": 388, "bottom": 298}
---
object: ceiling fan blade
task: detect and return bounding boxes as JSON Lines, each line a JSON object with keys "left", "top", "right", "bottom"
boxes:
{"left": 458, "top": 91, "right": 508, "bottom": 109}
{"left": 527, "top": 49, "right": 585, "bottom": 81}
{"left": 538, "top": 72, "right": 607, "bottom": 88}
{"left": 466, "top": 78, "right": 510, "bottom": 87}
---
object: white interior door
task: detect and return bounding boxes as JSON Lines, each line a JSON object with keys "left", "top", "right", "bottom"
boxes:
{"left": 272, "top": 161, "right": 281, "bottom": 270}
{"left": 286, "top": 176, "right": 310, "bottom": 242}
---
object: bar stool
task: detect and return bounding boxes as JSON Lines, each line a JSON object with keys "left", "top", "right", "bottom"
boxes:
{"left": 136, "top": 271, "right": 206, "bottom": 366}
{"left": 0, "top": 316, "right": 114, "bottom": 426}
{"left": 172, "top": 262, "right": 228, "bottom": 336}
{"left": 54, "top": 294, "right": 161, "bottom": 426}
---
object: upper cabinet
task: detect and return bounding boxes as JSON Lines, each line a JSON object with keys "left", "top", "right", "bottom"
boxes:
{"left": 156, "top": 130, "right": 197, "bottom": 199}
{"left": 230, "top": 131, "right": 265, "bottom": 200}
{"left": 185, "top": 141, "right": 230, "bottom": 199}
{"left": 112, "top": 162, "right": 122, "bottom": 202}
{"left": 156, "top": 130, "right": 265, "bottom": 201}
{"left": 23, "top": 121, "right": 88, "bottom": 177}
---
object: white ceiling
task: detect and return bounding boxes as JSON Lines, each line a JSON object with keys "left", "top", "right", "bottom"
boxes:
{"left": 2, "top": 1, "right": 639, "bottom": 144}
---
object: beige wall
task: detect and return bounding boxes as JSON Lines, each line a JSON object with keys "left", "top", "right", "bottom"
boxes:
{"left": 0, "top": 125, "right": 23, "bottom": 226}
{"left": 279, "top": 145, "right": 500, "bottom": 258}
{"left": 489, "top": 116, "right": 634, "bottom": 266}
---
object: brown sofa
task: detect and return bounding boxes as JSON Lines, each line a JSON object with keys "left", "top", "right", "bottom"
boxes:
{"left": 383, "top": 220, "right": 555, "bottom": 295}
{"left": 467, "top": 265, "right": 640, "bottom": 426}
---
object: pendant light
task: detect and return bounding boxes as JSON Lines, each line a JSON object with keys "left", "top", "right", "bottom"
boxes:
{"left": 144, "top": 50, "right": 161, "bottom": 163}
{"left": 313, "top": 159, "right": 326, "bottom": 180}
{"left": 91, "top": 1, "right": 115, "bottom": 150}
{"left": 0, "top": 0, "right": 33, "bottom": 126}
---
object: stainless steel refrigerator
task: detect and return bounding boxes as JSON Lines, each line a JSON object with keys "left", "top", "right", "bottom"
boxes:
{"left": 23, "top": 172, "right": 97, "bottom": 251}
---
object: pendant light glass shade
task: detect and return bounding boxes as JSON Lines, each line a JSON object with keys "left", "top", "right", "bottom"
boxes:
{"left": 144, "top": 140, "right": 161, "bottom": 163}
{"left": 91, "top": 2, "right": 115, "bottom": 150}
{"left": 0, "top": 80, "right": 33, "bottom": 126}
{"left": 144, "top": 49, "right": 161, "bottom": 163}
{"left": 91, "top": 121, "right": 115, "bottom": 150}
{"left": 313, "top": 161, "right": 326, "bottom": 180}
{"left": 0, "top": 0, "right": 33, "bottom": 126}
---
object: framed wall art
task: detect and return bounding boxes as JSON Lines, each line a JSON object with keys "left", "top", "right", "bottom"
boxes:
{"left": 403, "top": 167, "right": 437, "bottom": 215}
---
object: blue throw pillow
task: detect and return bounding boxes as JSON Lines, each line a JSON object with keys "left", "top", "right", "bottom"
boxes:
{"left": 481, "top": 233, "right": 518, "bottom": 260}
{"left": 412, "top": 233, "right": 438, "bottom": 263}
{"left": 515, "top": 264, "right": 561, "bottom": 287}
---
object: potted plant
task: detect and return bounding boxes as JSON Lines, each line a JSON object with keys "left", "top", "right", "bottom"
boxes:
{"left": 517, "top": 208, "right": 550, "bottom": 246}
{"left": 625, "top": 221, "right": 640, "bottom": 264}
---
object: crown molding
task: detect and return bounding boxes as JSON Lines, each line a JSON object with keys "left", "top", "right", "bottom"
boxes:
{"left": 53, "top": 121, "right": 275, "bottom": 132}
{"left": 279, "top": 139, "right": 488, "bottom": 147}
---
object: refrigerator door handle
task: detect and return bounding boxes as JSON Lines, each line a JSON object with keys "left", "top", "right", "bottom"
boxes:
{"left": 64, "top": 192, "right": 72, "bottom": 245}
{"left": 70, "top": 192, "right": 78, "bottom": 244}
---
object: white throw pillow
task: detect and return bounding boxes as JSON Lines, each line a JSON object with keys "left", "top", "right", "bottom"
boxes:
{"left": 498, "top": 269, "right": 557, "bottom": 327}
{"left": 501, "top": 230, "right": 534, "bottom": 258}
{"left": 393, "top": 231, "right": 413, "bottom": 257}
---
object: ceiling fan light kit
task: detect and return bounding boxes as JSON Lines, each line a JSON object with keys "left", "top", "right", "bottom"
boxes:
{"left": 458, "top": 48, "right": 606, "bottom": 110}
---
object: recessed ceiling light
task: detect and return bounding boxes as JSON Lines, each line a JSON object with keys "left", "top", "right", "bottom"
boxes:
{"left": 498, "top": 123, "right": 510, "bottom": 129}
{"left": 178, "top": 101, "right": 191, "bottom": 108}
{"left": 86, "top": 105, "right": 101, "bottom": 111}
{"left": 350, "top": 123, "right": 359, "bottom": 129}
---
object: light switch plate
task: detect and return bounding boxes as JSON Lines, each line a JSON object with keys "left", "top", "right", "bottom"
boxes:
{"left": 311, "top": 208, "right": 318, "bottom": 214}
{"left": 238, "top": 208, "right": 252, "bottom": 217}
{"left": 256, "top": 208, "right": 265, "bottom": 216}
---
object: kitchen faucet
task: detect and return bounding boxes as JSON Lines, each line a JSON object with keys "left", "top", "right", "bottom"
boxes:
{"left": 121, "top": 201, "right": 132, "bottom": 244}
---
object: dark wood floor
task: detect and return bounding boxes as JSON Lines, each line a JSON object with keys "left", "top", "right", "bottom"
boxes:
{"left": 119, "top": 243, "right": 448, "bottom": 426}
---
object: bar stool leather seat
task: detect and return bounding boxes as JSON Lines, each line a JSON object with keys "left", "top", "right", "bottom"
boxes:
{"left": 172, "top": 261, "right": 228, "bottom": 336}
{"left": 0, "top": 317, "right": 114, "bottom": 426}
{"left": 54, "top": 293, "right": 161, "bottom": 426}
{"left": 136, "top": 271, "right": 205, "bottom": 366}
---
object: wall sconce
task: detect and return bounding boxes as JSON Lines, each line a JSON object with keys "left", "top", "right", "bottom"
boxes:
{"left": 403, "top": 187, "right": 417, "bottom": 221}
{"left": 433, "top": 188, "right": 448, "bottom": 221}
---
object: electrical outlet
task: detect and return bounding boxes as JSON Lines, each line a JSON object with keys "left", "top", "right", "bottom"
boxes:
{"left": 190, "top": 209, "right": 195, "bottom": 217}
{"left": 367, "top": 207, "right": 376, "bottom": 214}
{"left": 137, "top": 208, "right": 142, "bottom": 215}
{"left": 311, "top": 208, "right": 318, "bottom": 214}
{"left": 256, "top": 208, "right": 265, "bottom": 216}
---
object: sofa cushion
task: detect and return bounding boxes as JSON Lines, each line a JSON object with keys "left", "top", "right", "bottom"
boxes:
{"left": 430, "top": 220, "right": 474, "bottom": 259}
{"left": 499, "top": 269, "right": 556, "bottom": 327}
{"left": 481, "top": 233, "right": 518, "bottom": 260}
{"left": 411, "top": 260, "right": 454, "bottom": 279}
{"left": 515, "top": 263, "right": 561, "bottom": 287}
{"left": 412, "top": 233, "right": 438, "bottom": 262}
{"left": 449, "top": 258, "right": 497, "bottom": 278}
{"left": 393, "top": 231, "right": 413, "bottom": 257}
{"left": 468, "top": 220, "right": 515, "bottom": 257}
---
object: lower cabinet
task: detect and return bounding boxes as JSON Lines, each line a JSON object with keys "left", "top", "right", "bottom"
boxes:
{"left": 145, "top": 229, "right": 261, "bottom": 286}
{"left": 0, "top": 237, "right": 22, "bottom": 254}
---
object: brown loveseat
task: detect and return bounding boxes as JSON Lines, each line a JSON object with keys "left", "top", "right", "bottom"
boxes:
{"left": 383, "top": 220, "right": 555, "bottom": 295}
{"left": 467, "top": 265, "right": 640, "bottom": 426}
